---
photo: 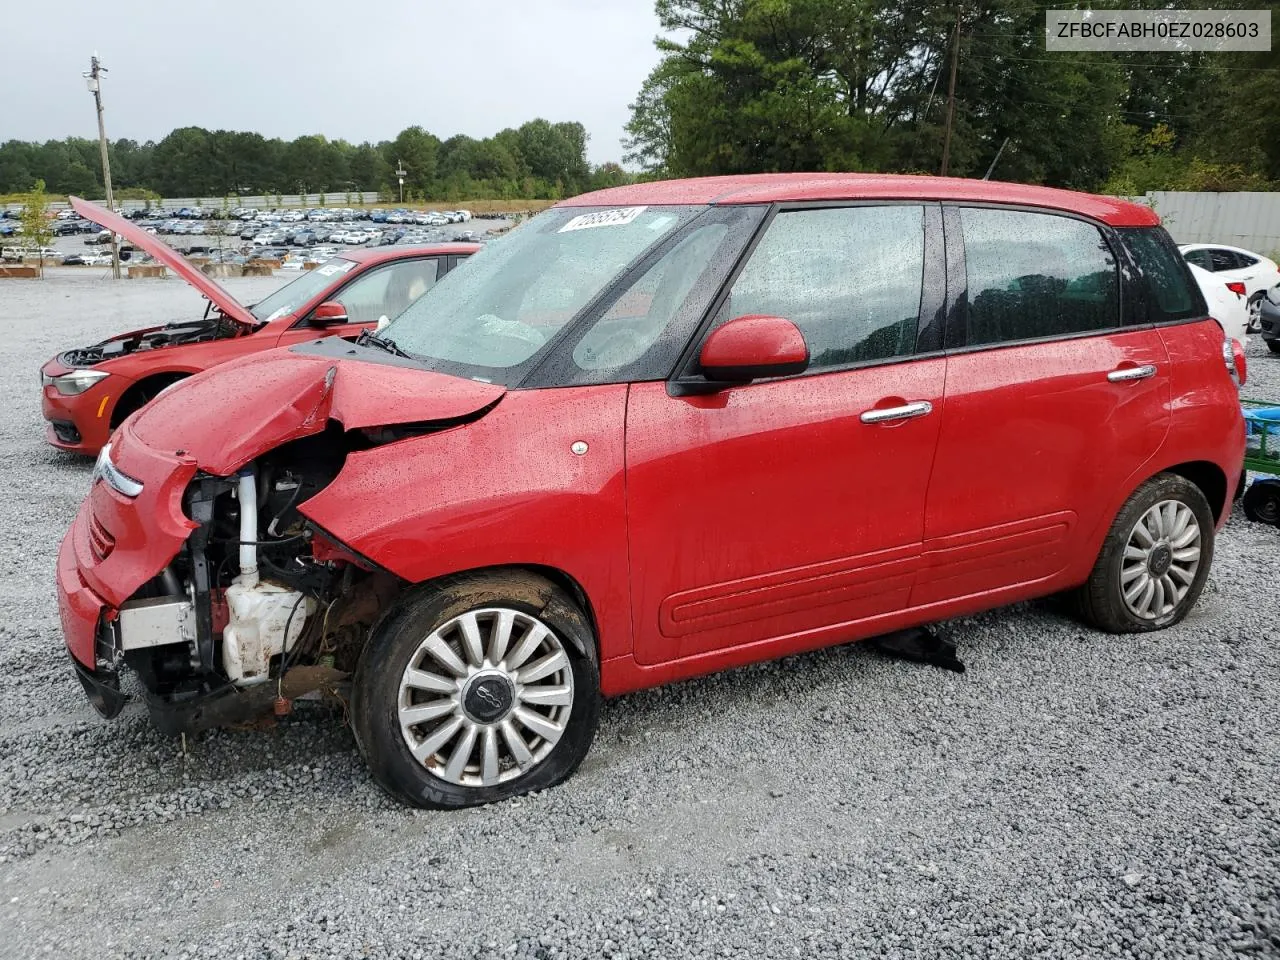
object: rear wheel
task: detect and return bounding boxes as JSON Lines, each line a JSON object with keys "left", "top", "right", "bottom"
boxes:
{"left": 1074, "top": 473, "right": 1214, "bottom": 633}
{"left": 1243, "top": 478, "right": 1280, "bottom": 525}
{"left": 351, "top": 570, "right": 600, "bottom": 809}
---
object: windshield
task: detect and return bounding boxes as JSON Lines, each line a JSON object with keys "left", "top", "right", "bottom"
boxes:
{"left": 381, "top": 205, "right": 702, "bottom": 384}
{"left": 248, "top": 258, "right": 357, "bottom": 321}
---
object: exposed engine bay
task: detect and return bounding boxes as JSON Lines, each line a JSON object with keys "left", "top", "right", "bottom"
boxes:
{"left": 59, "top": 315, "right": 250, "bottom": 367}
{"left": 105, "top": 426, "right": 397, "bottom": 732}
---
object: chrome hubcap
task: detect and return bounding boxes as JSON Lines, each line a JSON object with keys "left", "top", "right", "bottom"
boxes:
{"left": 1120, "top": 500, "right": 1201, "bottom": 621}
{"left": 398, "top": 608, "right": 574, "bottom": 787}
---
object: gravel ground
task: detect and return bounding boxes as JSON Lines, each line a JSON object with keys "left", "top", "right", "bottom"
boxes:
{"left": 0, "top": 271, "right": 1277, "bottom": 959}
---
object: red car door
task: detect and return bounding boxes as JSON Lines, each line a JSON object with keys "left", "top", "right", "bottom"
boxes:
{"left": 625, "top": 204, "right": 948, "bottom": 666}
{"left": 274, "top": 256, "right": 445, "bottom": 348}
{"left": 913, "top": 206, "right": 1171, "bottom": 607}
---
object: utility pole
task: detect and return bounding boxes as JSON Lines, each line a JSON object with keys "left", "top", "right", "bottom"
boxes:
{"left": 940, "top": 15, "right": 961, "bottom": 177}
{"left": 84, "top": 55, "right": 120, "bottom": 279}
{"left": 395, "top": 159, "right": 407, "bottom": 204}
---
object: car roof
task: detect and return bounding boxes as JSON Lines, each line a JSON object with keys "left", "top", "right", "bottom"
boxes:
{"left": 1179, "top": 242, "right": 1261, "bottom": 256}
{"left": 340, "top": 242, "right": 481, "bottom": 265}
{"left": 559, "top": 173, "right": 1160, "bottom": 227}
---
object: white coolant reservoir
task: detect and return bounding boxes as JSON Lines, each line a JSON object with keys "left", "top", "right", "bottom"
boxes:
{"left": 221, "top": 578, "right": 313, "bottom": 686}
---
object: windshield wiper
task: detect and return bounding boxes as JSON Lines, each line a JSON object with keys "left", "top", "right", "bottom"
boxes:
{"left": 356, "top": 329, "right": 411, "bottom": 358}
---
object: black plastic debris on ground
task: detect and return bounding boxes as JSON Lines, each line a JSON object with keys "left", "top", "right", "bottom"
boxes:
{"left": 870, "top": 626, "right": 965, "bottom": 673}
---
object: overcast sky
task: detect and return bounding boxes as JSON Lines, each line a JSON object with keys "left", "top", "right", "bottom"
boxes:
{"left": 3, "top": 0, "right": 663, "bottom": 165}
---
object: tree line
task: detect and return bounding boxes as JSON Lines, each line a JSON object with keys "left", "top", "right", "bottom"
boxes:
{"left": 625, "top": 0, "right": 1280, "bottom": 193}
{"left": 0, "top": 119, "right": 632, "bottom": 201}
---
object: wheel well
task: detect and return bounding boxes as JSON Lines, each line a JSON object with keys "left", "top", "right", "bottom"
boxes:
{"left": 110, "top": 372, "right": 189, "bottom": 427}
{"left": 1165, "top": 460, "right": 1229, "bottom": 523}
{"left": 409, "top": 563, "right": 602, "bottom": 661}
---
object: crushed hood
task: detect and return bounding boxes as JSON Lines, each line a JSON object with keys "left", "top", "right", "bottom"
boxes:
{"left": 70, "top": 196, "right": 258, "bottom": 327}
{"left": 125, "top": 348, "right": 506, "bottom": 476}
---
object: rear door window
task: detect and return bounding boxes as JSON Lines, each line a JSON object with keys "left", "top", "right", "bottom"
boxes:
{"left": 959, "top": 208, "right": 1119, "bottom": 345}
{"left": 1207, "top": 248, "right": 1240, "bottom": 271}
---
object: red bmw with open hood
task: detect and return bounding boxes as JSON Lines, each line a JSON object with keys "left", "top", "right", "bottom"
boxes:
{"left": 40, "top": 197, "right": 477, "bottom": 454}
{"left": 57, "top": 174, "right": 1245, "bottom": 810}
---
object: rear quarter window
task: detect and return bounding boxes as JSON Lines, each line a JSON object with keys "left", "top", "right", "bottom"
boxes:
{"left": 1121, "top": 227, "right": 1207, "bottom": 323}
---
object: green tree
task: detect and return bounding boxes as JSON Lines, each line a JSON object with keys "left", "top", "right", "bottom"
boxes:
{"left": 383, "top": 126, "right": 441, "bottom": 196}
{"left": 588, "top": 162, "right": 633, "bottom": 191}
{"left": 19, "top": 179, "right": 55, "bottom": 275}
{"left": 627, "top": 0, "right": 1143, "bottom": 190}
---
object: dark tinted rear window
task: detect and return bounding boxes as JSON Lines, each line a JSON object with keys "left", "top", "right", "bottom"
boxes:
{"left": 1121, "top": 227, "right": 1205, "bottom": 323}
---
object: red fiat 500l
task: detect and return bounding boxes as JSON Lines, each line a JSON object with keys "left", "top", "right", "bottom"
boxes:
{"left": 58, "top": 174, "right": 1246, "bottom": 809}
{"left": 40, "top": 197, "right": 477, "bottom": 454}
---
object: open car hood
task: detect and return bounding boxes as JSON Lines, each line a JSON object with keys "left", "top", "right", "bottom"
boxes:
{"left": 69, "top": 196, "right": 258, "bottom": 327}
{"left": 125, "top": 348, "right": 506, "bottom": 476}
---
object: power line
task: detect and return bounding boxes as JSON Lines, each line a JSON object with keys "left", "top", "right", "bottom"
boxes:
{"left": 964, "top": 50, "right": 1280, "bottom": 72}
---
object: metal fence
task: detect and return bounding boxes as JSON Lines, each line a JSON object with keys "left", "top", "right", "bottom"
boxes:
{"left": 1132, "top": 192, "right": 1280, "bottom": 255}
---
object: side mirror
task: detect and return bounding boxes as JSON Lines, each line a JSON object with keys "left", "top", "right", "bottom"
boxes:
{"left": 699, "top": 314, "right": 809, "bottom": 383}
{"left": 310, "top": 301, "right": 348, "bottom": 326}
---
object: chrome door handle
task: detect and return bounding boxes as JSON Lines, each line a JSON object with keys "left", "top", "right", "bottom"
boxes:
{"left": 1107, "top": 364, "right": 1157, "bottom": 383}
{"left": 860, "top": 400, "right": 933, "bottom": 424}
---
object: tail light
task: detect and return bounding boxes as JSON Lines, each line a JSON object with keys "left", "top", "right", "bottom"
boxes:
{"left": 1224, "top": 337, "right": 1248, "bottom": 387}
{"left": 1226, "top": 281, "right": 1247, "bottom": 298}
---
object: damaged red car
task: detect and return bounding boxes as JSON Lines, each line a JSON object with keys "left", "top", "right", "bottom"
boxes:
{"left": 58, "top": 174, "right": 1246, "bottom": 809}
{"left": 41, "top": 197, "right": 477, "bottom": 454}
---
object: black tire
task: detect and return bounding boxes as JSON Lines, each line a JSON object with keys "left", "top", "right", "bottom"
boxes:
{"left": 351, "top": 569, "right": 600, "bottom": 809}
{"left": 1243, "top": 478, "right": 1280, "bottom": 525}
{"left": 110, "top": 373, "right": 188, "bottom": 428}
{"left": 1268, "top": 339, "right": 1280, "bottom": 355}
{"left": 1073, "top": 472, "right": 1215, "bottom": 633}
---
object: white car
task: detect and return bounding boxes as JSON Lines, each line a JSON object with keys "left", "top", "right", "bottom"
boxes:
{"left": 1187, "top": 262, "right": 1249, "bottom": 343}
{"left": 1179, "top": 243, "right": 1280, "bottom": 332}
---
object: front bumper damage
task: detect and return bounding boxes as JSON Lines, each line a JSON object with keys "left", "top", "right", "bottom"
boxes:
{"left": 56, "top": 413, "right": 386, "bottom": 734}
{"left": 56, "top": 425, "right": 322, "bottom": 732}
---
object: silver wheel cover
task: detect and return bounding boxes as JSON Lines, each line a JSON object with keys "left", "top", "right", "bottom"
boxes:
{"left": 397, "top": 607, "right": 574, "bottom": 787}
{"left": 1119, "top": 499, "right": 1202, "bottom": 621}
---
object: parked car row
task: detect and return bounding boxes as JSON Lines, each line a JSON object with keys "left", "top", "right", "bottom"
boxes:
{"left": 2, "top": 244, "right": 134, "bottom": 264}
{"left": 44, "top": 178, "right": 1250, "bottom": 814}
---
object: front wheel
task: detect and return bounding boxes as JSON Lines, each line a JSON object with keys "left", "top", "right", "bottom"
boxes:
{"left": 1074, "top": 473, "right": 1215, "bottom": 633}
{"left": 351, "top": 570, "right": 600, "bottom": 809}
{"left": 1268, "top": 339, "right": 1280, "bottom": 355}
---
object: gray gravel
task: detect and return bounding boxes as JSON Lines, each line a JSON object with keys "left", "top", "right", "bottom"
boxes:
{"left": 0, "top": 270, "right": 1277, "bottom": 959}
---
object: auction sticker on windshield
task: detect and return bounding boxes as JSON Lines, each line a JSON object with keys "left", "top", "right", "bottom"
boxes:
{"left": 559, "top": 207, "right": 648, "bottom": 233}
{"left": 316, "top": 260, "right": 357, "bottom": 277}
